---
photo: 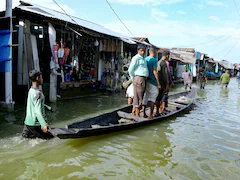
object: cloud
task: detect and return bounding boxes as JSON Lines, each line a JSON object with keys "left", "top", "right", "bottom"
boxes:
{"left": 108, "top": 0, "right": 185, "bottom": 5}
{"left": 206, "top": 0, "right": 225, "bottom": 6}
{"left": 177, "top": 10, "right": 186, "bottom": 14}
{"left": 103, "top": 18, "right": 240, "bottom": 62}
{"left": 151, "top": 8, "right": 168, "bottom": 19}
{"left": 0, "top": 0, "right": 20, "bottom": 11}
{"left": 210, "top": 16, "right": 220, "bottom": 21}
{"left": 192, "top": 3, "right": 204, "bottom": 10}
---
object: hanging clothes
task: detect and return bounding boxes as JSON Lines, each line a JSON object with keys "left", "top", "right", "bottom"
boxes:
{"left": 63, "top": 47, "right": 70, "bottom": 64}
{"left": 193, "top": 64, "right": 197, "bottom": 77}
{"left": 99, "top": 40, "right": 104, "bottom": 52}
{"left": 215, "top": 63, "right": 219, "bottom": 73}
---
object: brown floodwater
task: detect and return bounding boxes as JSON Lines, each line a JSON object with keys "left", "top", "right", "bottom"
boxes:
{"left": 0, "top": 79, "right": 240, "bottom": 179}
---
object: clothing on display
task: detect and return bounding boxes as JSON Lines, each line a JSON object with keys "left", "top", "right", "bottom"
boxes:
{"left": 63, "top": 47, "right": 70, "bottom": 64}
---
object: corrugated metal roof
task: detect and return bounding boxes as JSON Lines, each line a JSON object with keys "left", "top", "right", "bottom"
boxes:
{"left": 132, "top": 37, "right": 149, "bottom": 43}
{"left": 120, "top": 37, "right": 136, "bottom": 44}
{"left": 17, "top": 1, "right": 134, "bottom": 41}
{"left": 132, "top": 39, "right": 151, "bottom": 46}
{"left": 172, "top": 48, "right": 195, "bottom": 53}
{"left": 218, "top": 60, "right": 233, "bottom": 69}
{"left": 170, "top": 50, "right": 196, "bottom": 64}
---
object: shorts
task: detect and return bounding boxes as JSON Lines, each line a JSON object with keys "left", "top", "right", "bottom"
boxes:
{"left": 142, "top": 82, "right": 159, "bottom": 105}
{"left": 200, "top": 81, "right": 205, "bottom": 89}
{"left": 221, "top": 83, "right": 228, "bottom": 87}
{"left": 184, "top": 82, "right": 192, "bottom": 87}
{"left": 22, "top": 125, "right": 53, "bottom": 139}
{"left": 156, "top": 82, "right": 166, "bottom": 102}
{"left": 126, "top": 83, "right": 134, "bottom": 98}
{"left": 161, "top": 92, "right": 168, "bottom": 103}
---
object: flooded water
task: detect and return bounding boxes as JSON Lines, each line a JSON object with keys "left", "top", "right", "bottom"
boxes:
{"left": 0, "top": 79, "right": 240, "bottom": 180}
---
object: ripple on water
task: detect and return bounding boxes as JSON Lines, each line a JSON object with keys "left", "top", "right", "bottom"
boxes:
{"left": 1, "top": 80, "right": 240, "bottom": 179}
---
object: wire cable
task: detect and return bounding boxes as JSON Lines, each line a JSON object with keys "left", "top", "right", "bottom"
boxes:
{"left": 222, "top": 37, "right": 240, "bottom": 59}
{"left": 234, "top": 0, "right": 240, "bottom": 17}
{"left": 211, "top": 24, "right": 240, "bottom": 58}
{"left": 52, "top": 0, "right": 78, "bottom": 24}
{"left": 105, "top": 0, "right": 135, "bottom": 37}
{"left": 176, "top": 23, "right": 240, "bottom": 48}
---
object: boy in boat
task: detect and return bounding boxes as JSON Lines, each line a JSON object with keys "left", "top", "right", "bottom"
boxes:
{"left": 128, "top": 44, "right": 149, "bottom": 117}
{"left": 198, "top": 66, "right": 208, "bottom": 89}
{"left": 142, "top": 47, "right": 161, "bottom": 119}
{"left": 22, "top": 70, "right": 53, "bottom": 139}
{"left": 220, "top": 69, "right": 230, "bottom": 88}
{"left": 126, "top": 83, "right": 136, "bottom": 115}
{"left": 182, "top": 65, "right": 192, "bottom": 90}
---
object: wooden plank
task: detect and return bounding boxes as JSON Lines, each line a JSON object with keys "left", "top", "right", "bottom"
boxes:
{"left": 169, "top": 100, "right": 189, "bottom": 106}
{"left": 118, "top": 118, "right": 135, "bottom": 124}
{"left": 49, "top": 128, "right": 78, "bottom": 135}
{"left": 117, "top": 111, "right": 145, "bottom": 122}
{"left": 168, "top": 101, "right": 185, "bottom": 108}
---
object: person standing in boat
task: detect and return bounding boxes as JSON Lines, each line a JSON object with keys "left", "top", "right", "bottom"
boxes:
{"left": 156, "top": 51, "right": 170, "bottom": 116}
{"left": 182, "top": 65, "right": 192, "bottom": 90}
{"left": 198, "top": 66, "right": 208, "bottom": 89}
{"left": 142, "top": 47, "right": 161, "bottom": 119}
{"left": 22, "top": 70, "right": 53, "bottom": 139}
{"left": 166, "top": 58, "right": 174, "bottom": 89}
{"left": 128, "top": 44, "right": 149, "bottom": 117}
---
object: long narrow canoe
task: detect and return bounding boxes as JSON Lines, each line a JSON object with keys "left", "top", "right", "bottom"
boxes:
{"left": 49, "top": 91, "right": 194, "bottom": 139}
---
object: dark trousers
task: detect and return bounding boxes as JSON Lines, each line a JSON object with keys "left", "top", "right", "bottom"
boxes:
{"left": 22, "top": 125, "right": 53, "bottom": 139}
{"left": 57, "top": 75, "right": 62, "bottom": 95}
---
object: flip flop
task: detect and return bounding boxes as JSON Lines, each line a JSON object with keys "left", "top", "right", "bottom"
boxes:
{"left": 143, "top": 115, "right": 148, "bottom": 118}
{"left": 154, "top": 113, "right": 160, "bottom": 117}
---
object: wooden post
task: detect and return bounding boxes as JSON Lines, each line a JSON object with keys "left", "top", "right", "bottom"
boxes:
{"left": 72, "top": 32, "right": 74, "bottom": 65}
{"left": 197, "top": 60, "right": 200, "bottom": 82}
{"left": 121, "top": 40, "right": 124, "bottom": 59}
{"left": 48, "top": 22, "right": 57, "bottom": 102}
{"left": 5, "top": 0, "right": 14, "bottom": 109}
{"left": 24, "top": 20, "right": 34, "bottom": 87}
{"left": 95, "top": 44, "right": 99, "bottom": 80}
{"left": 17, "top": 20, "right": 24, "bottom": 85}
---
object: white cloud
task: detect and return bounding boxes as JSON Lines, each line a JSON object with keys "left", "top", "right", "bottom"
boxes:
{"left": 108, "top": 0, "right": 185, "bottom": 5}
{"left": 210, "top": 16, "right": 220, "bottom": 21}
{"left": 206, "top": 0, "right": 225, "bottom": 6}
{"left": 151, "top": 8, "right": 168, "bottom": 19}
{"left": 103, "top": 18, "right": 240, "bottom": 63}
{"left": 177, "top": 10, "right": 186, "bottom": 14}
{"left": 192, "top": 3, "right": 204, "bottom": 10}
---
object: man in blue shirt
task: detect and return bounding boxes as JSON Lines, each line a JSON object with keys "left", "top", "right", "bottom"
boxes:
{"left": 142, "top": 47, "right": 161, "bottom": 119}
{"left": 128, "top": 44, "right": 149, "bottom": 116}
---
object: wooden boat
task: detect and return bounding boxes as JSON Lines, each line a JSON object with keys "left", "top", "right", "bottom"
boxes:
{"left": 49, "top": 91, "right": 194, "bottom": 139}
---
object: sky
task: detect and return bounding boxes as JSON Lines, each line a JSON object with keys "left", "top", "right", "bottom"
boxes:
{"left": 1, "top": 0, "right": 240, "bottom": 63}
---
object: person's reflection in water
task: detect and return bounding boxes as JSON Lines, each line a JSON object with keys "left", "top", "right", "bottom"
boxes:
{"left": 220, "top": 88, "right": 229, "bottom": 99}
{"left": 197, "top": 89, "right": 206, "bottom": 99}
